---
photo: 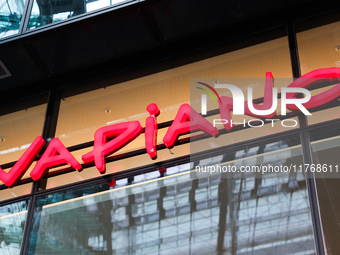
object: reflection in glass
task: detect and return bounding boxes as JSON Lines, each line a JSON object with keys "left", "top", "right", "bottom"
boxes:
{"left": 0, "top": 200, "right": 29, "bottom": 254}
{"left": 28, "top": 0, "right": 128, "bottom": 30}
{"left": 195, "top": 138, "right": 315, "bottom": 254}
{"left": 26, "top": 137, "right": 316, "bottom": 254}
{"left": 310, "top": 125, "right": 340, "bottom": 254}
{"left": 0, "top": 0, "right": 26, "bottom": 39}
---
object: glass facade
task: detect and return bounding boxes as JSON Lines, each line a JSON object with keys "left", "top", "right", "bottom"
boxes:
{"left": 0, "top": 96, "right": 48, "bottom": 187}
{"left": 0, "top": 200, "right": 30, "bottom": 254}
{"left": 0, "top": 0, "right": 138, "bottom": 40}
{"left": 0, "top": 103, "right": 47, "bottom": 165}
{"left": 0, "top": 0, "right": 27, "bottom": 39}
{"left": 27, "top": 0, "right": 129, "bottom": 30}
{"left": 309, "top": 126, "right": 340, "bottom": 254}
{"left": 2, "top": 8, "right": 340, "bottom": 255}
{"left": 296, "top": 20, "right": 340, "bottom": 254}
{"left": 26, "top": 136, "right": 315, "bottom": 254}
{"left": 296, "top": 21, "right": 340, "bottom": 126}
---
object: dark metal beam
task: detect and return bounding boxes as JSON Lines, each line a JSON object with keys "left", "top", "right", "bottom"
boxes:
{"left": 139, "top": 6, "right": 165, "bottom": 45}
{"left": 22, "top": 41, "right": 51, "bottom": 78}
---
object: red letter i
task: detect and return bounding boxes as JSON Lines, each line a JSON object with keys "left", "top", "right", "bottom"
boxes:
{"left": 145, "top": 103, "right": 160, "bottom": 159}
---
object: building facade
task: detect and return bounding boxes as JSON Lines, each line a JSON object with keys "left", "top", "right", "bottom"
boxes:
{"left": 0, "top": 0, "right": 340, "bottom": 254}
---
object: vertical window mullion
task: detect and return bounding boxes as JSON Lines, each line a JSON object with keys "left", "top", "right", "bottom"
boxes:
{"left": 287, "top": 21, "right": 326, "bottom": 255}
{"left": 20, "top": 0, "right": 35, "bottom": 34}
{"left": 20, "top": 89, "right": 61, "bottom": 255}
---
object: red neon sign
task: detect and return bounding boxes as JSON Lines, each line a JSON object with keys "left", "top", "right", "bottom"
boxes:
{"left": 286, "top": 68, "right": 340, "bottom": 111}
{"left": 82, "top": 121, "right": 143, "bottom": 174}
{"left": 218, "top": 72, "right": 276, "bottom": 130}
{"left": 163, "top": 104, "right": 218, "bottom": 148}
{"left": 30, "top": 138, "right": 83, "bottom": 182}
{"left": 1, "top": 68, "right": 340, "bottom": 188}
{"left": 0, "top": 136, "right": 45, "bottom": 187}
{"left": 145, "top": 103, "right": 160, "bottom": 159}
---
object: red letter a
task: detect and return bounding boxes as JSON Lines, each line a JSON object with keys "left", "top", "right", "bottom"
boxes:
{"left": 0, "top": 136, "right": 45, "bottom": 188}
{"left": 82, "top": 121, "right": 143, "bottom": 173}
{"left": 163, "top": 104, "right": 219, "bottom": 148}
{"left": 30, "top": 138, "right": 82, "bottom": 182}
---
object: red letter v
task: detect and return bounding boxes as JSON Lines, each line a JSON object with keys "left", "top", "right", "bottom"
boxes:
{"left": 0, "top": 136, "right": 45, "bottom": 188}
{"left": 30, "top": 138, "right": 83, "bottom": 182}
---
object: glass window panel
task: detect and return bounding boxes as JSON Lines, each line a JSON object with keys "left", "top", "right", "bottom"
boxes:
{"left": 50, "top": 35, "right": 295, "bottom": 188}
{"left": 26, "top": 136, "right": 316, "bottom": 254}
{"left": 296, "top": 21, "right": 340, "bottom": 125}
{"left": 27, "top": 0, "right": 130, "bottom": 30}
{"left": 0, "top": 183, "right": 32, "bottom": 202}
{"left": 297, "top": 21, "right": 340, "bottom": 75}
{"left": 55, "top": 36, "right": 292, "bottom": 148}
{"left": 0, "top": 200, "right": 30, "bottom": 254}
{"left": 47, "top": 33, "right": 298, "bottom": 191}
{"left": 309, "top": 125, "right": 340, "bottom": 253}
{"left": 0, "top": 96, "right": 48, "bottom": 185}
{"left": 0, "top": 104, "right": 47, "bottom": 164}
{"left": 0, "top": 0, "right": 27, "bottom": 39}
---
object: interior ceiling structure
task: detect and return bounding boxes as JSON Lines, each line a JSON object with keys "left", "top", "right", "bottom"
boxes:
{"left": 0, "top": 0, "right": 338, "bottom": 103}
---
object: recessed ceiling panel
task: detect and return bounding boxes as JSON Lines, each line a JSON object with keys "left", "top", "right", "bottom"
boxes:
{"left": 29, "top": 8, "right": 158, "bottom": 73}
{"left": 0, "top": 44, "right": 45, "bottom": 90}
